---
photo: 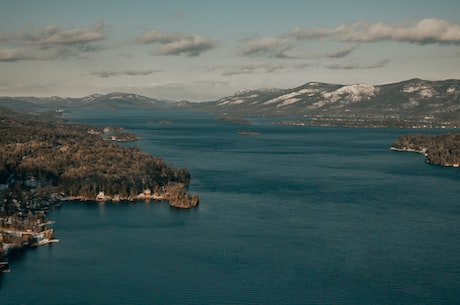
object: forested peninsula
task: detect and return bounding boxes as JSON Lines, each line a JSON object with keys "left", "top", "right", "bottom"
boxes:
{"left": 0, "top": 108, "right": 198, "bottom": 266}
{"left": 0, "top": 109, "right": 199, "bottom": 210}
{"left": 391, "top": 132, "right": 460, "bottom": 167}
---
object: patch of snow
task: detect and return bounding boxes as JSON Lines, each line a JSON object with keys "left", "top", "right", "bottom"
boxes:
{"left": 447, "top": 87, "right": 456, "bottom": 94}
{"left": 263, "top": 88, "right": 318, "bottom": 105}
{"left": 402, "top": 84, "right": 434, "bottom": 98}
{"left": 311, "top": 100, "right": 327, "bottom": 108}
{"left": 419, "top": 88, "right": 434, "bottom": 98}
{"left": 402, "top": 98, "right": 420, "bottom": 109}
{"left": 234, "top": 89, "right": 251, "bottom": 96}
{"left": 229, "top": 99, "right": 245, "bottom": 105}
{"left": 218, "top": 98, "right": 245, "bottom": 105}
{"left": 82, "top": 94, "right": 103, "bottom": 103}
{"left": 277, "top": 98, "right": 302, "bottom": 107}
{"left": 321, "top": 84, "right": 376, "bottom": 103}
{"left": 218, "top": 98, "right": 232, "bottom": 105}
{"left": 109, "top": 95, "right": 124, "bottom": 100}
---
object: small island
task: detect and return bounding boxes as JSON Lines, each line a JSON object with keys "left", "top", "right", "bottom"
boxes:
{"left": 391, "top": 132, "right": 460, "bottom": 167}
{"left": 216, "top": 116, "right": 252, "bottom": 125}
{"left": 158, "top": 120, "right": 173, "bottom": 125}
{"left": 237, "top": 131, "right": 260, "bottom": 136}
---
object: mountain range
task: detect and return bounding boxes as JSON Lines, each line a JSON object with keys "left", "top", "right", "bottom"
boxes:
{"left": 191, "top": 78, "right": 460, "bottom": 119}
{"left": 0, "top": 92, "right": 172, "bottom": 113}
{"left": 1, "top": 79, "right": 459, "bottom": 125}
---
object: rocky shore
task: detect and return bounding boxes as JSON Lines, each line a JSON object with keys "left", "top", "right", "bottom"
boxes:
{"left": 391, "top": 132, "right": 460, "bottom": 167}
{"left": 71, "top": 182, "right": 199, "bottom": 209}
{"left": 274, "top": 116, "right": 459, "bottom": 129}
{"left": 1, "top": 212, "right": 58, "bottom": 271}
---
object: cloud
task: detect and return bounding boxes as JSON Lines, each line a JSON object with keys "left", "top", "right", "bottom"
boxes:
{"left": 333, "top": 18, "right": 460, "bottom": 44}
{"left": 326, "top": 45, "right": 358, "bottom": 58}
{"left": 26, "top": 23, "right": 106, "bottom": 46}
{"left": 91, "top": 69, "right": 162, "bottom": 78}
{"left": 283, "top": 27, "right": 333, "bottom": 41}
{"left": 136, "top": 30, "right": 217, "bottom": 56}
{"left": 240, "top": 36, "right": 288, "bottom": 57}
{"left": 0, "top": 48, "right": 34, "bottom": 62}
{"left": 123, "top": 69, "right": 161, "bottom": 76}
{"left": 222, "top": 62, "right": 285, "bottom": 76}
{"left": 240, "top": 18, "right": 460, "bottom": 59}
{"left": 326, "top": 59, "right": 390, "bottom": 70}
{"left": 0, "top": 22, "right": 107, "bottom": 61}
{"left": 284, "top": 18, "right": 460, "bottom": 45}
{"left": 91, "top": 71, "right": 118, "bottom": 78}
{"left": 123, "top": 80, "right": 232, "bottom": 101}
{"left": 1, "top": 22, "right": 106, "bottom": 46}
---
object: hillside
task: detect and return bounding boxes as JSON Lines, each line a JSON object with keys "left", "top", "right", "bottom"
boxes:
{"left": 193, "top": 79, "right": 460, "bottom": 127}
{"left": 0, "top": 92, "right": 172, "bottom": 113}
{"left": 1, "top": 79, "right": 459, "bottom": 128}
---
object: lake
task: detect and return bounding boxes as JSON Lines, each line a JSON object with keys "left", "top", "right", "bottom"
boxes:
{"left": 1, "top": 110, "right": 459, "bottom": 305}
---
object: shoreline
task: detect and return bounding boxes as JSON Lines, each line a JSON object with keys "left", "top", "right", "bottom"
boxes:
{"left": 390, "top": 146, "right": 427, "bottom": 155}
{"left": 390, "top": 145, "right": 460, "bottom": 167}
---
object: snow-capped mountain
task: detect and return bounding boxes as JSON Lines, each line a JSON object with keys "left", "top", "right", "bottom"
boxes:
{"left": 194, "top": 79, "right": 460, "bottom": 119}
{"left": 0, "top": 79, "right": 459, "bottom": 122}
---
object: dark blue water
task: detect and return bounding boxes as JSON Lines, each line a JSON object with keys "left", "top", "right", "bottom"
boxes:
{"left": 1, "top": 110, "right": 459, "bottom": 305}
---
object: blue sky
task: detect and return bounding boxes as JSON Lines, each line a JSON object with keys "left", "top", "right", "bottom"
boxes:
{"left": 1, "top": 0, "right": 460, "bottom": 101}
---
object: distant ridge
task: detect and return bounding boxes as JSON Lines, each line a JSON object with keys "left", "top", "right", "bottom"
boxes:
{"left": 0, "top": 92, "right": 173, "bottom": 112}
{"left": 190, "top": 79, "right": 460, "bottom": 118}
{"left": 1, "top": 79, "right": 459, "bottom": 126}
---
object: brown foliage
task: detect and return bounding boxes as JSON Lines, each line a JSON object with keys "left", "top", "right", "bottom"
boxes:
{"left": 392, "top": 132, "right": 460, "bottom": 166}
{"left": 0, "top": 112, "right": 194, "bottom": 210}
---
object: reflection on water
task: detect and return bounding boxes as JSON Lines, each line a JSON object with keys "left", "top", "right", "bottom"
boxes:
{"left": 1, "top": 110, "right": 459, "bottom": 305}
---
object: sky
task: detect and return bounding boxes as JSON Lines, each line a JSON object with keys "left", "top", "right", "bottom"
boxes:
{"left": 1, "top": 0, "right": 460, "bottom": 101}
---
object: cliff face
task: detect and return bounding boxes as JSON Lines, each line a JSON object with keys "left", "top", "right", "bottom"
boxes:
{"left": 391, "top": 132, "right": 460, "bottom": 167}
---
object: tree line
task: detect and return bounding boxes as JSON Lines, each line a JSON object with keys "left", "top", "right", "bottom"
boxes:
{"left": 0, "top": 109, "right": 197, "bottom": 212}
{"left": 391, "top": 132, "right": 460, "bottom": 166}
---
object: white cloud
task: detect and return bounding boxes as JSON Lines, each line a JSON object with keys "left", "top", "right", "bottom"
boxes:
{"left": 326, "top": 45, "right": 359, "bottom": 58}
{"left": 285, "top": 18, "right": 460, "bottom": 45}
{"left": 137, "top": 30, "right": 217, "bottom": 56}
{"left": 0, "top": 22, "right": 106, "bottom": 46}
{"left": 223, "top": 62, "right": 285, "bottom": 76}
{"left": 28, "top": 23, "right": 106, "bottom": 46}
{"left": 326, "top": 59, "right": 390, "bottom": 70}
{"left": 240, "top": 36, "right": 288, "bottom": 57}
{"left": 124, "top": 80, "right": 233, "bottom": 101}
{"left": 91, "top": 69, "right": 162, "bottom": 78}
{"left": 0, "top": 22, "right": 107, "bottom": 61}
{"left": 0, "top": 48, "right": 34, "bottom": 62}
{"left": 240, "top": 18, "right": 460, "bottom": 59}
{"left": 332, "top": 18, "right": 460, "bottom": 44}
